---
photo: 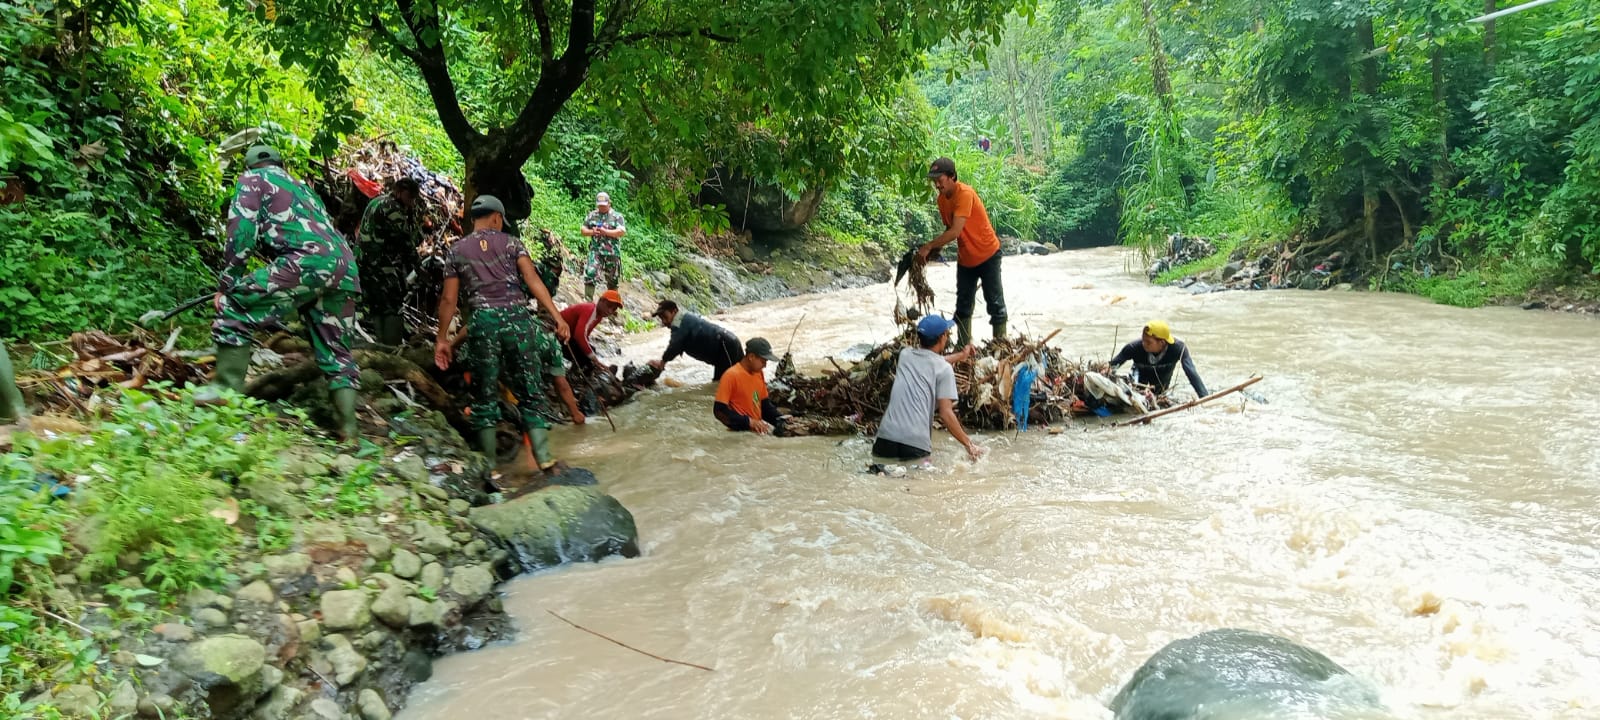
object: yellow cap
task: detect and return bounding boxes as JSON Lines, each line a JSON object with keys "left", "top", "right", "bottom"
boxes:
{"left": 1144, "top": 320, "right": 1175, "bottom": 344}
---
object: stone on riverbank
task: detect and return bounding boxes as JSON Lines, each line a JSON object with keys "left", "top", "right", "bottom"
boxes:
{"left": 469, "top": 485, "right": 639, "bottom": 571}
{"left": 320, "top": 590, "right": 371, "bottom": 631}
{"left": 175, "top": 634, "right": 268, "bottom": 716}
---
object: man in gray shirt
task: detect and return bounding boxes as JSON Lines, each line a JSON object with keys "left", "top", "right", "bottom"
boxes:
{"left": 873, "top": 315, "right": 986, "bottom": 462}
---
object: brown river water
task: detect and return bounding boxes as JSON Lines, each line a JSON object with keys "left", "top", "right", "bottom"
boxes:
{"left": 402, "top": 247, "right": 1600, "bottom": 719}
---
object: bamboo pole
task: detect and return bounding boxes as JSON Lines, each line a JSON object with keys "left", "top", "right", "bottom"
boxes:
{"left": 1113, "top": 375, "right": 1264, "bottom": 426}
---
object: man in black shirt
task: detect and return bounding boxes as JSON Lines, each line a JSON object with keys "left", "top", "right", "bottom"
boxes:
{"left": 1109, "top": 320, "right": 1209, "bottom": 398}
{"left": 647, "top": 299, "right": 745, "bottom": 381}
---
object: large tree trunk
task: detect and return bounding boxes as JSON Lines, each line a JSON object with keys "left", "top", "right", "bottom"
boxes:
{"left": 1004, "top": 43, "right": 1026, "bottom": 157}
{"left": 1483, "top": 0, "right": 1497, "bottom": 69}
{"left": 1139, "top": 0, "right": 1176, "bottom": 113}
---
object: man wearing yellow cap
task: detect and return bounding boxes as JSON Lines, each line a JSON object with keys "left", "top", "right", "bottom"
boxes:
{"left": 1109, "top": 320, "right": 1209, "bottom": 398}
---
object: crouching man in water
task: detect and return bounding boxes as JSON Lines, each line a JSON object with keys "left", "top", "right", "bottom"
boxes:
{"left": 713, "top": 338, "right": 786, "bottom": 435}
{"left": 1112, "top": 628, "right": 1392, "bottom": 720}
{"left": 1109, "top": 319, "right": 1209, "bottom": 398}
{"left": 433, "top": 195, "right": 571, "bottom": 473}
{"left": 648, "top": 299, "right": 744, "bottom": 381}
{"left": 872, "top": 315, "right": 985, "bottom": 462}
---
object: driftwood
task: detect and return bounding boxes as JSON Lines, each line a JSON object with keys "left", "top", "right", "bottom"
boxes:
{"left": 245, "top": 350, "right": 453, "bottom": 410}
{"left": 1113, "top": 376, "right": 1264, "bottom": 426}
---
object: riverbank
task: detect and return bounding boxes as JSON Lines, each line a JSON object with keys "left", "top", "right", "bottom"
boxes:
{"left": 1, "top": 387, "right": 637, "bottom": 720}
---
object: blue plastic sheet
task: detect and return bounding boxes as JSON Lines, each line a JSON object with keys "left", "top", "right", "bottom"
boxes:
{"left": 1012, "top": 365, "right": 1038, "bottom": 431}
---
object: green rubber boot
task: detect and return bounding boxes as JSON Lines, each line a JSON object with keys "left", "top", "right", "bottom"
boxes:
{"left": 332, "top": 387, "right": 359, "bottom": 441}
{"left": 376, "top": 315, "right": 406, "bottom": 347}
{"left": 992, "top": 321, "right": 1007, "bottom": 340}
{"left": 583, "top": 283, "right": 597, "bottom": 302}
{"left": 0, "top": 341, "right": 25, "bottom": 423}
{"left": 194, "top": 344, "right": 252, "bottom": 405}
{"left": 477, "top": 428, "right": 500, "bottom": 464}
{"left": 954, "top": 316, "right": 974, "bottom": 351}
{"left": 528, "top": 427, "right": 558, "bottom": 471}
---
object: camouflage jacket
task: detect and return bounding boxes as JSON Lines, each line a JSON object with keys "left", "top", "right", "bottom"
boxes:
{"left": 356, "top": 193, "right": 424, "bottom": 267}
{"left": 530, "top": 228, "right": 567, "bottom": 292}
{"left": 583, "top": 209, "right": 626, "bottom": 256}
{"left": 224, "top": 165, "right": 359, "bottom": 292}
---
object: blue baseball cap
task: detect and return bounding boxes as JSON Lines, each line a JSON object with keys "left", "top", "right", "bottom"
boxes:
{"left": 916, "top": 314, "right": 956, "bottom": 341}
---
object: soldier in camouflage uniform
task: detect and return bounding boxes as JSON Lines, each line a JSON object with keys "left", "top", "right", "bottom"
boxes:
{"left": 581, "top": 192, "right": 626, "bottom": 301}
{"left": 434, "top": 195, "right": 571, "bottom": 471}
{"left": 355, "top": 177, "right": 424, "bottom": 346}
{"left": 201, "top": 144, "right": 363, "bottom": 440}
{"left": 1, "top": 340, "right": 27, "bottom": 425}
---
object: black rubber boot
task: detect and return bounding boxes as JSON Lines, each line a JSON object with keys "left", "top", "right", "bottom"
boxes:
{"left": 955, "top": 316, "right": 974, "bottom": 350}
{"left": 477, "top": 428, "right": 500, "bottom": 464}
{"left": 377, "top": 315, "right": 406, "bottom": 347}
{"left": 992, "top": 321, "right": 1007, "bottom": 340}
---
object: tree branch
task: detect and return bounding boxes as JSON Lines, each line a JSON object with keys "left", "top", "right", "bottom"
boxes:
{"left": 604, "top": 27, "right": 738, "bottom": 51}
{"left": 529, "top": 0, "right": 554, "bottom": 63}
{"left": 394, "top": 0, "right": 482, "bottom": 152}
{"left": 369, "top": 15, "right": 422, "bottom": 64}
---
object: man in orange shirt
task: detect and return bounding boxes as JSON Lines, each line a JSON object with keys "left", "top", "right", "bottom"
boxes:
{"left": 917, "top": 157, "right": 1007, "bottom": 349}
{"left": 713, "top": 337, "right": 786, "bottom": 435}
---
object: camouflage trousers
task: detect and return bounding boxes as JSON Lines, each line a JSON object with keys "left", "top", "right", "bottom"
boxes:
{"left": 533, "top": 315, "right": 568, "bottom": 379}
{"left": 463, "top": 306, "right": 551, "bottom": 432}
{"left": 584, "top": 249, "right": 621, "bottom": 290}
{"left": 359, "top": 265, "right": 413, "bottom": 318}
{"left": 213, "top": 257, "right": 361, "bottom": 390}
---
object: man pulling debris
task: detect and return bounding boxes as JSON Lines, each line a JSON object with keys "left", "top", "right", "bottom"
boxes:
{"left": 581, "top": 192, "right": 626, "bottom": 301}
{"left": 1, "top": 340, "right": 27, "bottom": 426}
{"left": 355, "top": 177, "right": 425, "bottom": 345}
{"left": 714, "top": 338, "right": 786, "bottom": 435}
{"left": 1109, "top": 320, "right": 1209, "bottom": 398}
{"left": 202, "top": 144, "right": 363, "bottom": 440}
{"left": 872, "top": 315, "right": 985, "bottom": 462}
{"left": 918, "top": 157, "right": 1007, "bottom": 349}
{"left": 561, "top": 290, "right": 623, "bottom": 375}
{"left": 648, "top": 300, "right": 745, "bottom": 381}
{"left": 433, "top": 195, "right": 572, "bottom": 472}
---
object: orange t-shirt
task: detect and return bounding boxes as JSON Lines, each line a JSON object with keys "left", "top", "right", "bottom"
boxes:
{"left": 936, "top": 181, "right": 1001, "bottom": 267}
{"left": 714, "top": 362, "right": 768, "bottom": 421}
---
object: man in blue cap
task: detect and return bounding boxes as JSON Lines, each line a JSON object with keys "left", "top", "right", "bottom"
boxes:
{"left": 872, "top": 315, "right": 985, "bottom": 462}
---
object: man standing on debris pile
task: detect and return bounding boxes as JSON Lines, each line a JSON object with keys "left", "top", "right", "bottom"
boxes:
{"left": 433, "top": 195, "right": 571, "bottom": 473}
{"left": 714, "top": 338, "right": 787, "bottom": 435}
{"left": 1109, "top": 320, "right": 1209, "bottom": 398}
{"left": 873, "top": 315, "right": 984, "bottom": 462}
{"left": 203, "top": 144, "right": 363, "bottom": 440}
{"left": 1, "top": 341, "right": 27, "bottom": 426}
{"left": 648, "top": 300, "right": 744, "bottom": 381}
{"left": 581, "top": 192, "right": 626, "bottom": 302}
{"left": 355, "top": 177, "right": 425, "bottom": 346}
{"left": 561, "top": 290, "right": 623, "bottom": 376}
{"left": 917, "top": 157, "right": 1007, "bottom": 350}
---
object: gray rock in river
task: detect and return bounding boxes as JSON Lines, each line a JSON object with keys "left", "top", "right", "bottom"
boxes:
{"left": 1111, "top": 628, "right": 1390, "bottom": 720}
{"left": 469, "top": 485, "right": 639, "bottom": 572}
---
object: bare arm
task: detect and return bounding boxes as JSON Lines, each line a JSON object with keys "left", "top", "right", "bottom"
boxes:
{"left": 433, "top": 277, "right": 460, "bottom": 370}
{"left": 917, "top": 215, "right": 967, "bottom": 260}
{"left": 517, "top": 256, "right": 570, "bottom": 342}
{"left": 937, "top": 398, "right": 982, "bottom": 460}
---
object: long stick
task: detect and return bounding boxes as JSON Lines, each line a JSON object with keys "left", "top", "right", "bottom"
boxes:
{"left": 1113, "top": 375, "right": 1264, "bottom": 426}
{"left": 786, "top": 312, "right": 808, "bottom": 356}
{"left": 546, "top": 610, "right": 714, "bottom": 672}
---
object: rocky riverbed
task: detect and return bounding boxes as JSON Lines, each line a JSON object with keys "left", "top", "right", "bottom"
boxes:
{"left": 7, "top": 401, "right": 637, "bottom": 720}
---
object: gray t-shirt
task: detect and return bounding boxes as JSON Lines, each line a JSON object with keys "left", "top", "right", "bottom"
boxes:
{"left": 875, "top": 347, "right": 959, "bottom": 452}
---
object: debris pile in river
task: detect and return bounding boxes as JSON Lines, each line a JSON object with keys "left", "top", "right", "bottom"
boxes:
{"left": 770, "top": 329, "right": 1164, "bottom": 436}
{"left": 314, "top": 137, "right": 464, "bottom": 252}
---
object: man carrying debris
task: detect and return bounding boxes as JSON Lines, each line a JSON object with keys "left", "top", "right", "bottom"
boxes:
{"left": 1109, "top": 320, "right": 1209, "bottom": 398}
{"left": 355, "top": 177, "right": 425, "bottom": 345}
{"left": 203, "top": 144, "right": 363, "bottom": 440}
{"left": 1, "top": 341, "right": 27, "bottom": 426}
{"left": 433, "top": 195, "right": 571, "bottom": 472}
{"left": 714, "top": 337, "right": 786, "bottom": 435}
{"left": 873, "top": 315, "right": 984, "bottom": 462}
{"left": 581, "top": 192, "right": 626, "bottom": 301}
{"left": 917, "top": 157, "right": 1007, "bottom": 350}
{"left": 560, "top": 290, "right": 623, "bottom": 375}
{"left": 648, "top": 300, "right": 744, "bottom": 381}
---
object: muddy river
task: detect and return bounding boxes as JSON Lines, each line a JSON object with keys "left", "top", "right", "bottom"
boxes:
{"left": 402, "top": 247, "right": 1600, "bottom": 719}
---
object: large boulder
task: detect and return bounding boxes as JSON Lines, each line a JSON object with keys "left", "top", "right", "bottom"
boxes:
{"left": 1111, "top": 629, "right": 1389, "bottom": 720}
{"left": 469, "top": 485, "right": 639, "bottom": 572}
{"left": 175, "top": 634, "right": 268, "bottom": 717}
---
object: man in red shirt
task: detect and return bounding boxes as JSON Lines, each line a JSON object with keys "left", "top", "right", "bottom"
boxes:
{"left": 559, "top": 289, "right": 623, "bottom": 374}
{"left": 917, "top": 157, "right": 1007, "bottom": 350}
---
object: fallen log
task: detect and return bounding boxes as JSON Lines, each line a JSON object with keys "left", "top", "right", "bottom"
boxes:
{"left": 246, "top": 350, "right": 454, "bottom": 410}
{"left": 1112, "top": 375, "right": 1264, "bottom": 427}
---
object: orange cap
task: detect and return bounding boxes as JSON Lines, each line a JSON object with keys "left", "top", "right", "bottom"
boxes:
{"left": 599, "top": 289, "right": 623, "bottom": 305}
